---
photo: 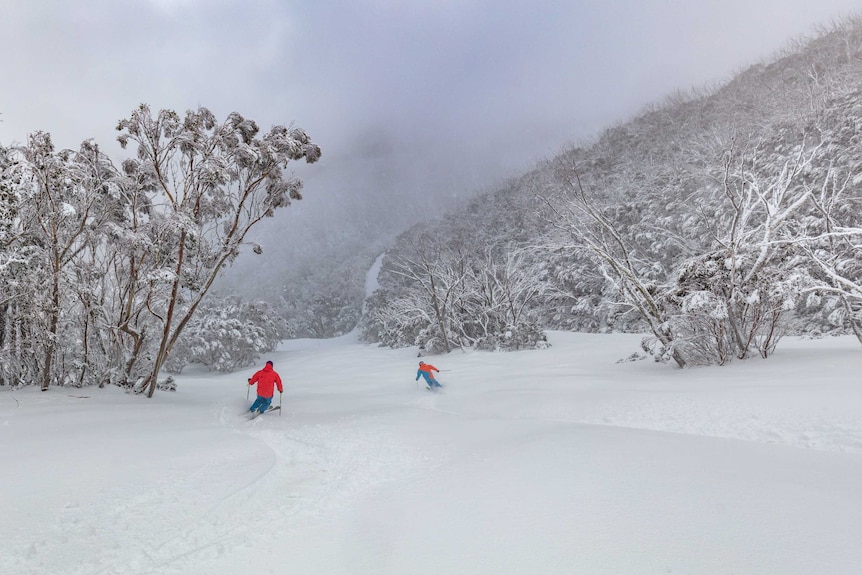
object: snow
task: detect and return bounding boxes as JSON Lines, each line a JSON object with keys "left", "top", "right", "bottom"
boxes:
{"left": 60, "top": 202, "right": 76, "bottom": 217}
{"left": 365, "top": 252, "right": 384, "bottom": 297}
{"left": 3, "top": 331, "right": 862, "bottom": 574}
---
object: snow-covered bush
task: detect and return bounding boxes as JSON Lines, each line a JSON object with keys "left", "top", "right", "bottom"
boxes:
{"left": 415, "top": 327, "right": 450, "bottom": 355}
{"left": 165, "top": 297, "right": 290, "bottom": 374}
{"left": 474, "top": 321, "right": 550, "bottom": 352}
{"left": 157, "top": 376, "right": 177, "bottom": 392}
{"left": 362, "top": 234, "right": 552, "bottom": 354}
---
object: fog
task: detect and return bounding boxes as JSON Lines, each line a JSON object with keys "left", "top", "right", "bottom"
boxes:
{"left": 1, "top": 0, "right": 859, "bottom": 281}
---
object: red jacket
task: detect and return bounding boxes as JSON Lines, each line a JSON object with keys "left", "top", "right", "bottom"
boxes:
{"left": 249, "top": 364, "right": 283, "bottom": 398}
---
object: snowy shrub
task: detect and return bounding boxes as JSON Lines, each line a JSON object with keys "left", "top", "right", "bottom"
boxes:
{"left": 415, "top": 327, "right": 450, "bottom": 355}
{"left": 157, "top": 376, "right": 177, "bottom": 392}
{"left": 616, "top": 352, "right": 647, "bottom": 363}
{"left": 165, "top": 296, "right": 290, "bottom": 374}
{"left": 669, "top": 249, "right": 799, "bottom": 364}
{"left": 474, "top": 321, "right": 550, "bottom": 352}
{"left": 360, "top": 289, "right": 427, "bottom": 349}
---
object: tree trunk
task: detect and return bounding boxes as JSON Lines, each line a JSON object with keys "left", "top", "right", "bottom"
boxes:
{"left": 428, "top": 273, "right": 451, "bottom": 353}
{"left": 144, "top": 232, "right": 186, "bottom": 397}
{"left": 41, "top": 267, "right": 61, "bottom": 391}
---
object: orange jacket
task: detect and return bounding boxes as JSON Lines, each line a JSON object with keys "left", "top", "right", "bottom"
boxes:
{"left": 249, "top": 364, "right": 283, "bottom": 398}
{"left": 416, "top": 363, "right": 439, "bottom": 381}
{"left": 418, "top": 363, "right": 438, "bottom": 375}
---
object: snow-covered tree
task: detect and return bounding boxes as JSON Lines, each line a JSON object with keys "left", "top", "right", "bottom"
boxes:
{"left": 0, "top": 104, "right": 320, "bottom": 395}
{"left": 787, "top": 97, "right": 862, "bottom": 342}
{"left": 0, "top": 134, "right": 122, "bottom": 389}
{"left": 115, "top": 105, "right": 320, "bottom": 397}
{"left": 541, "top": 160, "right": 688, "bottom": 367}
{"left": 450, "top": 247, "right": 548, "bottom": 351}
{"left": 669, "top": 135, "right": 819, "bottom": 363}
{"left": 385, "top": 233, "right": 468, "bottom": 354}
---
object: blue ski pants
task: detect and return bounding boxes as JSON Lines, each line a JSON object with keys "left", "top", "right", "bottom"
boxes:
{"left": 418, "top": 373, "right": 442, "bottom": 388}
{"left": 249, "top": 395, "right": 273, "bottom": 414}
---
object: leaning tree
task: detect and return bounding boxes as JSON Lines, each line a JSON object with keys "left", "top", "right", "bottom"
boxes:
{"left": 115, "top": 105, "right": 321, "bottom": 397}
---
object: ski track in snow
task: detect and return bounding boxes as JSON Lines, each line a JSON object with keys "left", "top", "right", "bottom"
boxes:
{"left": 60, "top": 412, "right": 433, "bottom": 575}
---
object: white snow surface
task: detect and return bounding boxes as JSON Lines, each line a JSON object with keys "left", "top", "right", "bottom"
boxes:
{"left": 3, "top": 331, "right": 862, "bottom": 574}
{"left": 365, "top": 253, "right": 384, "bottom": 297}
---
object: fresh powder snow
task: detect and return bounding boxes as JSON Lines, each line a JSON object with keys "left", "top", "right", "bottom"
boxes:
{"left": 2, "top": 330, "right": 862, "bottom": 574}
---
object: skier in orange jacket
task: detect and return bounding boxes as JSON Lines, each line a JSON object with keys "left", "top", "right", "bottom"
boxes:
{"left": 416, "top": 361, "right": 442, "bottom": 390}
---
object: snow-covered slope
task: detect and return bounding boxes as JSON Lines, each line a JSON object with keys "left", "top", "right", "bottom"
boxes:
{"left": 2, "top": 332, "right": 862, "bottom": 574}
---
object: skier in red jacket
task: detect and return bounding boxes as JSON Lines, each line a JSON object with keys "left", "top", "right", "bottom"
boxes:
{"left": 248, "top": 360, "right": 283, "bottom": 414}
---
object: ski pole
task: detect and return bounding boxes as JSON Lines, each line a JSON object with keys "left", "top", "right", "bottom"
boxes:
{"left": 246, "top": 380, "right": 250, "bottom": 401}
{"left": 279, "top": 391, "right": 283, "bottom": 417}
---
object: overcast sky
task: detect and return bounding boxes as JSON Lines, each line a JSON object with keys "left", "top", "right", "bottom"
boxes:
{"left": 1, "top": 0, "right": 860, "bottom": 256}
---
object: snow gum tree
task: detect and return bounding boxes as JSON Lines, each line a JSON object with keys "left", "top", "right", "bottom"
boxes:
{"left": 364, "top": 241, "right": 549, "bottom": 353}
{"left": 671, "top": 136, "right": 817, "bottom": 363}
{"left": 542, "top": 160, "right": 688, "bottom": 368}
{"left": 785, "top": 103, "right": 862, "bottom": 342}
{"left": 386, "top": 233, "right": 466, "bottom": 354}
{"left": 115, "top": 104, "right": 321, "bottom": 397}
{"left": 0, "top": 144, "right": 35, "bottom": 387}
{"left": 799, "top": 175, "right": 862, "bottom": 342}
{"left": 10, "top": 133, "right": 116, "bottom": 390}
{"left": 452, "top": 246, "right": 548, "bottom": 350}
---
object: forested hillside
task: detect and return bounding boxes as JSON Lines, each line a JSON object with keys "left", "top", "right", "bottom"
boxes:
{"left": 5, "top": 17, "right": 862, "bottom": 389}
{"left": 362, "top": 17, "right": 862, "bottom": 366}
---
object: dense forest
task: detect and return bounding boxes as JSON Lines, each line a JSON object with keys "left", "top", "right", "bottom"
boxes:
{"left": 360, "top": 17, "right": 862, "bottom": 367}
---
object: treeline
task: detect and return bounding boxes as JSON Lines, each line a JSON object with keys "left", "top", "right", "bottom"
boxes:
{"left": 362, "top": 16, "right": 862, "bottom": 365}
{"left": 0, "top": 105, "right": 320, "bottom": 394}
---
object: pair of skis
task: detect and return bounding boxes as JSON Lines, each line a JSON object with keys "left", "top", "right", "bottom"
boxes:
{"left": 245, "top": 385, "right": 283, "bottom": 420}
{"left": 246, "top": 404, "right": 281, "bottom": 420}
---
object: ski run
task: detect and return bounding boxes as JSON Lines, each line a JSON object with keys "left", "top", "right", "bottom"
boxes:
{"left": 3, "top": 330, "right": 862, "bottom": 574}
